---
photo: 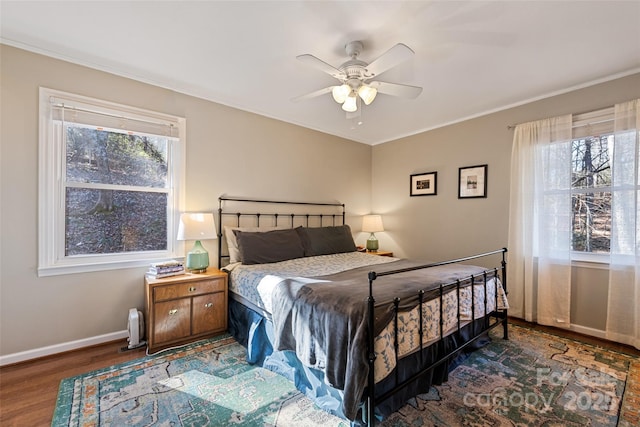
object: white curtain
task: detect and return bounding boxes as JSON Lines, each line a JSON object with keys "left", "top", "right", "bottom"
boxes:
{"left": 606, "top": 99, "right": 640, "bottom": 349}
{"left": 507, "top": 115, "right": 573, "bottom": 327}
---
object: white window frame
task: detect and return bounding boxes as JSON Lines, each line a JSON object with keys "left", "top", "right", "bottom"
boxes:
{"left": 38, "top": 87, "right": 186, "bottom": 276}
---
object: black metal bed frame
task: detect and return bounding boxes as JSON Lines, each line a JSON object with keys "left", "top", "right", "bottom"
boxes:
{"left": 217, "top": 196, "right": 508, "bottom": 427}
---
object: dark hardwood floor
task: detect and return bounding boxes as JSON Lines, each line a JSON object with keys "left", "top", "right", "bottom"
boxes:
{"left": 0, "top": 319, "right": 637, "bottom": 426}
{"left": 508, "top": 317, "right": 640, "bottom": 357}
{"left": 0, "top": 340, "right": 146, "bottom": 426}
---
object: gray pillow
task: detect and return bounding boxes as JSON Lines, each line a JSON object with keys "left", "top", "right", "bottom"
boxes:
{"left": 234, "top": 227, "right": 305, "bottom": 265}
{"left": 296, "top": 225, "right": 357, "bottom": 256}
{"left": 224, "top": 225, "right": 291, "bottom": 263}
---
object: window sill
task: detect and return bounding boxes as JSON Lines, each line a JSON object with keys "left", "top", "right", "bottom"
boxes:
{"left": 570, "top": 252, "right": 609, "bottom": 269}
{"left": 38, "top": 255, "right": 184, "bottom": 277}
{"left": 571, "top": 260, "right": 610, "bottom": 270}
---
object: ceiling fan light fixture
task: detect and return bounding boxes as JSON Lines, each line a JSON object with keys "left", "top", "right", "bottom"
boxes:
{"left": 332, "top": 84, "right": 350, "bottom": 104}
{"left": 358, "top": 85, "right": 377, "bottom": 105}
{"left": 342, "top": 93, "right": 358, "bottom": 112}
{"left": 295, "top": 41, "right": 422, "bottom": 117}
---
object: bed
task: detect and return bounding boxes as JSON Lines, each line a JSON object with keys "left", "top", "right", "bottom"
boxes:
{"left": 217, "top": 196, "right": 509, "bottom": 426}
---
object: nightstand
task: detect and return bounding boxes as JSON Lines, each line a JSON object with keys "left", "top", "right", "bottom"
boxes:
{"left": 367, "top": 250, "right": 394, "bottom": 257}
{"left": 145, "top": 269, "right": 228, "bottom": 353}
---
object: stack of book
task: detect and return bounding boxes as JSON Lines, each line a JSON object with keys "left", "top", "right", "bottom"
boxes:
{"left": 146, "top": 260, "right": 185, "bottom": 279}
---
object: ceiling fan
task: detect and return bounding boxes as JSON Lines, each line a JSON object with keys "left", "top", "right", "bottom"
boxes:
{"left": 293, "top": 41, "right": 423, "bottom": 116}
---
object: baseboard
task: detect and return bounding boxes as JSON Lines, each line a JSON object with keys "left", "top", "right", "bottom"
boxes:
{"left": 0, "top": 324, "right": 610, "bottom": 367}
{"left": 0, "top": 330, "right": 128, "bottom": 367}
{"left": 510, "top": 317, "right": 608, "bottom": 341}
{"left": 569, "top": 323, "right": 607, "bottom": 340}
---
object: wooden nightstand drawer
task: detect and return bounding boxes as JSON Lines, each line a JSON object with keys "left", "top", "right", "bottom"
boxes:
{"left": 153, "top": 299, "right": 191, "bottom": 343}
{"left": 192, "top": 292, "right": 226, "bottom": 335}
{"left": 154, "top": 277, "right": 225, "bottom": 302}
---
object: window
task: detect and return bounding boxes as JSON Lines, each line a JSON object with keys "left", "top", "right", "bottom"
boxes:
{"left": 39, "top": 88, "right": 185, "bottom": 276}
{"left": 569, "top": 108, "right": 615, "bottom": 260}
{"left": 539, "top": 106, "right": 640, "bottom": 262}
{"left": 571, "top": 134, "right": 613, "bottom": 253}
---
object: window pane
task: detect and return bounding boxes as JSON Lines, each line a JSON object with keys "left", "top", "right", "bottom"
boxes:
{"left": 571, "top": 135, "right": 612, "bottom": 189}
{"left": 65, "top": 126, "right": 168, "bottom": 188}
{"left": 65, "top": 188, "right": 167, "bottom": 255}
{"left": 571, "top": 192, "right": 611, "bottom": 253}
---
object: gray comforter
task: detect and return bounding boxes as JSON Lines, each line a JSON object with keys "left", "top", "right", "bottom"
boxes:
{"left": 270, "top": 259, "right": 494, "bottom": 420}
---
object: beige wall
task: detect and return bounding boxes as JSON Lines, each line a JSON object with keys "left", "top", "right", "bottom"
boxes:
{"left": 0, "top": 45, "right": 372, "bottom": 357}
{"left": 372, "top": 72, "right": 640, "bottom": 331}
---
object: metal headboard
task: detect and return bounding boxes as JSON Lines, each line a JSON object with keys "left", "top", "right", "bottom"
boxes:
{"left": 217, "top": 196, "right": 346, "bottom": 268}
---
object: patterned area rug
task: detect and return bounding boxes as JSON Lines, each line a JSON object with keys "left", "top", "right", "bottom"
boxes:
{"left": 380, "top": 324, "right": 637, "bottom": 427}
{"left": 52, "top": 335, "right": 348, "bottom": 427}
{"left": 53, "top": 325, "right": 637, "bottom": 426}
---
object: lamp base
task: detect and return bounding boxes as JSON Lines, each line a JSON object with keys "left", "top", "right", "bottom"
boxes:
{"left": 186, "top": 240, "right": 209, "bottom": 273}
{"left": 366, "top": 234, "right": 379, "bottom": 252}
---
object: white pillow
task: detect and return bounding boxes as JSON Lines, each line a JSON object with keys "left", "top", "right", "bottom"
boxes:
{"left": 224, "top": 225, "right": 290, "bottom": 263}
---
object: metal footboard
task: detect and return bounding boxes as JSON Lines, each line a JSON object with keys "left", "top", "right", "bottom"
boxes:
{"left": 365, "top": 248, "right": 508, "bottom": 426}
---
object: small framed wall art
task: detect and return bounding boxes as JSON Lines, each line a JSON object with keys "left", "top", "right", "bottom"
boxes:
{"left": 410, "top": 171, "right": 437, "bottom": 196}
{"left": 458, "top": 164, "right": 487, "bottom": 198}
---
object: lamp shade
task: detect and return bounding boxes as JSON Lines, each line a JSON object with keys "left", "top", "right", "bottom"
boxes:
{"left": 332, "top": 84, "right": 351, "bottom": 104}
{"left": 177, "top": 213, "right": 217, "bottom": 241}
{"left": 358, "top": 84, "right": 377, "bottom": 105}
{"left": 342, "top": 93, "right": 358, "bottom": 112}
{"left": 362, "top": 214, "right": 384, "bottom": 233}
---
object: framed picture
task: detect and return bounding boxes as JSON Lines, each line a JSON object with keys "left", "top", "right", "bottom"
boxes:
{"left": 458, "top": 164, "right": 487, "bottom": 198}
{"left": 410, "top": 171, "right": 437, "bottom": 196}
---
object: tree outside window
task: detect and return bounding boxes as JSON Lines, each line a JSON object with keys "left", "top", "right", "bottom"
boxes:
{"left": 571, "top": 135, "right": 613, "bottom": 253}
{"left": 65, "top": 126, "right": 169, "bottom": 255}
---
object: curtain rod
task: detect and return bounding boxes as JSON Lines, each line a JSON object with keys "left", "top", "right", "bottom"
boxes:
{"left": 506, "top": 105, "right": 615, "bottom": 131}
{"left": 507, "top": 118, "right": 613, "bottom": 131}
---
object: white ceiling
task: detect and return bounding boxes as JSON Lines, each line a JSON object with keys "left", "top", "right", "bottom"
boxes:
{"left": 2, "top": 1, "right": 639, "bottom": 145}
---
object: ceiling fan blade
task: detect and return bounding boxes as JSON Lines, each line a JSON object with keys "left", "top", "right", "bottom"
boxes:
{"left": 369, "top": 81, "right": 423, "bottom": 99}
{"left": 291, "top": 86, "right": 334, "bottom": 102}
{"left": 296, "top": 54, "right": 345, "bottom": 79}
{"left": 365, "top": 43, "right": 415, "bottom": 78}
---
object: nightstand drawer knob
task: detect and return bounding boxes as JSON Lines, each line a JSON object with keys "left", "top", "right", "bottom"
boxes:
{"left": 188, "top": 286, "right": 197, "bottom": 292}
{"left": 204, "top": 303, "right": 213, "bottom": 308}
{"left": 169, "top": 309, "right": 178, "bottom": 315}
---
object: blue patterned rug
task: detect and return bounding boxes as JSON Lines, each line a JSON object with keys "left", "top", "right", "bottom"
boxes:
{"left": 379, "top": 325, "right": 638, "bottom": 427}
{"left": 53, "top": 325, "right": 637, "bottom": 426}
{"left": 52, "top": 335, "right": 347, "bottom": 426}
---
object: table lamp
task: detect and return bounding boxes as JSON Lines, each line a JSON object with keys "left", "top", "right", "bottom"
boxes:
{"left": 362, "top": 214, "right": 384, "bottom": 252}
{"left": 177, "top": 212, "right": 217, "bottom": 273}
